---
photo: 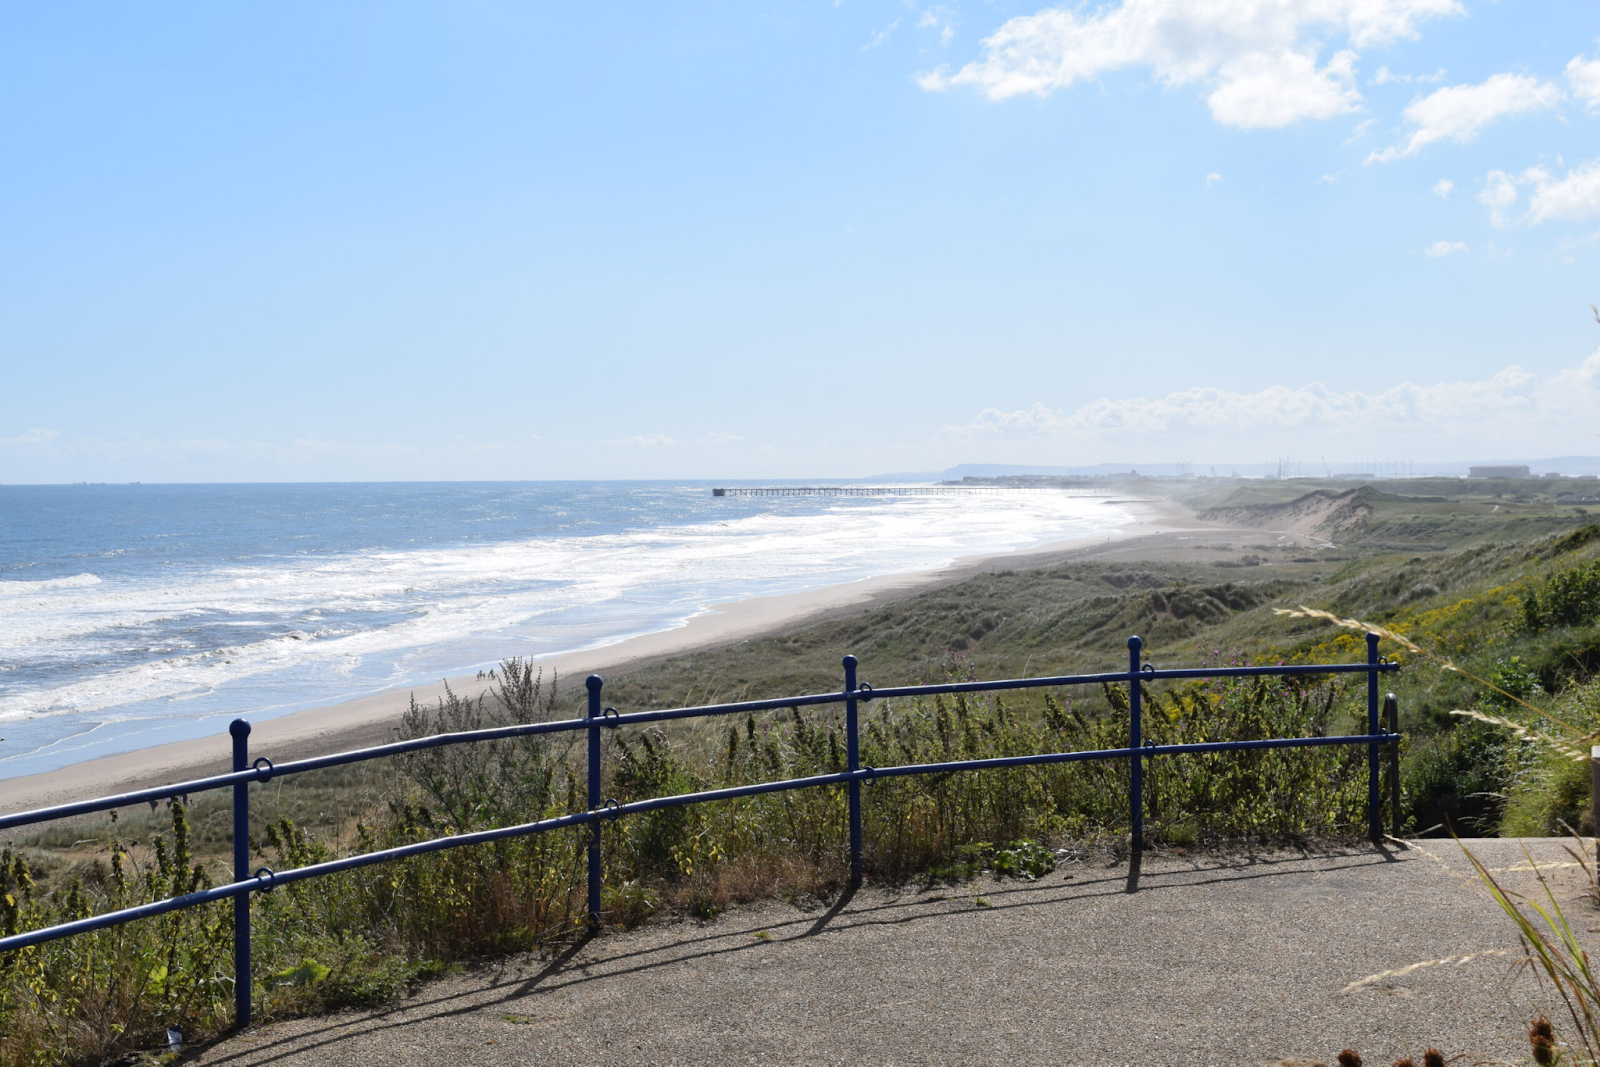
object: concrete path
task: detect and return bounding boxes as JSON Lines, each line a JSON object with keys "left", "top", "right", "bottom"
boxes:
{"left": 191, "top": 839, "right": 1592, "bottom": 1066}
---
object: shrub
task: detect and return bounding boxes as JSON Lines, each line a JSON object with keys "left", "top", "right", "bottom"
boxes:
{"left": 1523, "top": 560, "right": 1600, "bottom": 630}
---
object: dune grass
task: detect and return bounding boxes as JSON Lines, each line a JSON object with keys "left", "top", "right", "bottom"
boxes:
{"left": 3, "top": 501, "right": 1598, "bottom": 1064}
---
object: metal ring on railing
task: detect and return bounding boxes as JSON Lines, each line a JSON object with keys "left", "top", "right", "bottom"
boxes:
{"left": 603, "top": 798, "right": 621, "bottom": 818}
{"left": 861, "top": 765, "right": 877, "bottom": 784}
{"left": 1378, "top": 655, "right": 1393, "bottom": 666}
{"left": 602, "top": 707, "right": 622, "bottom": 728}
{"left": 254, "top": 867, "right": 277, "bottom": 892}
{"left": 857, "top": 682, "right": 874, "bottom": 700}
{"left": 252, "top": 757, "right": 274, "bottom": 782}
{"left": 1142, "top": 663, "right": 1156, "bottom": 675}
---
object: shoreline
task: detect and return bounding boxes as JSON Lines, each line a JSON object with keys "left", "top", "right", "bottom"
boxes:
{"left": 0, "top": 496, "right": 1195, "bottom": 815}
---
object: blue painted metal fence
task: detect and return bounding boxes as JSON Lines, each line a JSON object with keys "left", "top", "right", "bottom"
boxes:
{"left": 0, "top": 633, "right": 1401, "bottom": 1028}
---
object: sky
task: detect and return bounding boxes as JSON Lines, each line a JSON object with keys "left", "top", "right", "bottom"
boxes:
{"left": 2, "top": 0, "right": 1598, "bottom": 482}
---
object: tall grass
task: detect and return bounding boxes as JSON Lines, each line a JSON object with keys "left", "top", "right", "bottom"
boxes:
{"left": 1282, "top": 604, "right": 1600, "bottom": 1062}
{"left": 0, "top": 653, "right": 1377, "bottom": 1065}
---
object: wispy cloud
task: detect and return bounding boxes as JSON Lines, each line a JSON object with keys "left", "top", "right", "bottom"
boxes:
{"left": 599, "top": 432, "right": 744, "bottom": 448}
{"left": 1423, "top": 240, "right": 1468, "bottom": 256}
{"left": 1432, "top": 177, "right": 1454, "bottom": 199}
{"left": 941, "top": 352, "right": 1600, "bottom": 455}
{"left": 1371, "top": 65, "right": 1446, "bottom": 85}
{"left": 915, "top": 0, "right": 1461, "bottom": 129}
{"left": 1343, "top": 118, "right": 1376, "bottom": 144}
{"left": 1479, "top": 160, "right": 1600, "bottom": 227}
{"left": 0, "top": 428, "right": 61, "bottom": 447}
{"left": 917, "top": 8, "right": 955, "bottom": 46}
{"left": 862, "top": 18, "right": 900, "bottom": 51}
{"left": 0, "top": 431, "right": 510, "bottom": 464}
{"left": 1367, "top": 73, "right": 1563, "bottom": 162}
{"left": 603, "top": 433, "right": 679, "bottom": 448}
{"left": 1568, "top": 53, "right": 1600, "bottom": 110}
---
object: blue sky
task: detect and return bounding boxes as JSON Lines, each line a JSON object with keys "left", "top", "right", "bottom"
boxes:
{"left": 2, "top": 1, "right": 1598, "bottom": 482}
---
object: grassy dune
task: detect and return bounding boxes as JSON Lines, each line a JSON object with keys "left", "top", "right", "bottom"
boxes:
{"left": 4, "top": 481, "right": 1600, "bottom": 1064}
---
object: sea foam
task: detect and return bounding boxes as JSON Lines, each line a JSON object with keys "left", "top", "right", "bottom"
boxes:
{"left": 0, "top": 484, "right": 1130, "bottom": 775}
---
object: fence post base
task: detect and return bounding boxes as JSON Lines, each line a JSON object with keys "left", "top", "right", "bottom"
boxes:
{"left": 586, "top": 676, "right": 604, "bottom": 929}
{"left": 1128, "top": 636, "right": 1143, "bottom": 854}
{"left": 845, "top": 656, "right": 862, "bottom": 887}
{"left": 1367, "top": 633, "right": 1381, "bottom": 844}
{"left": 229, "top": 718, "right": 252, "bottom": 1029}
{"left": 1385, "top": 694, "right": 1401, "bottom": 839}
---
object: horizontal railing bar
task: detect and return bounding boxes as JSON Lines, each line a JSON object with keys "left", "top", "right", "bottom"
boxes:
{"left": 0, "top": 728, "right": 1399, "bottom": 954}
{"left": 858, "top": 662, "right": 1398, "bottom": 702}
{"left": 265, "top": 717, "right": 593, "bottom": 778}
{"left": 0, "top": 661, "right": 1398, "bottom": 833}
{"left": 0, "top": 806, "right": 594, "bottom": 952}
{"left": 0, "top": 717, "right": 608, "bottom": 832}
{"left": 605, "top": 690, "right": 850, "bottom": 728}
{"left": 0, "top": 770, "right": 265, "bottom": 832}
{"left": 0, "top": 770, "right": 859, "bottom": 953}
{"left": 869, "top": 732, "right": 1398, "bottom": 778}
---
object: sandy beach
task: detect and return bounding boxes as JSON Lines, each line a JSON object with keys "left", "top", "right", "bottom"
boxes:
{"left": 0, "top": 495, "right": 1195, "bottom": 816}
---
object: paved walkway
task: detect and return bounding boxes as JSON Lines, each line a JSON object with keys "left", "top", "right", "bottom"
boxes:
{"left": 192, "top": 840, "right": 1590, "bottom": 1066}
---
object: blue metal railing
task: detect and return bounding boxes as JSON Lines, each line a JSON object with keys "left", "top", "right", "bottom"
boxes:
{"left": 0, "top": 633, "right": 1400, "bottom": 1028}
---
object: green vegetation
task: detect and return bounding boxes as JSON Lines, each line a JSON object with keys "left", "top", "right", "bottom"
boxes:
{"left": 2, "top": 489, "right": 1598, "bottom": 1064}
{"left": 1524, "top": 557, "right": 1600, "bottom": 630}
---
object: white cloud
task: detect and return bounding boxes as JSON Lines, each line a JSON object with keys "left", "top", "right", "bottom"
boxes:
{"left": 1478, "top": 160, "right": 1600, "bottom": 227}
{"left": 604, "top": 433, "right": 679, "bottom": 447}
{"left": 1568, "top": 53, "right": 1600, "bottom": 110}
{"left": 1479, "top": 168, "right": 1521, "bottom": 226}
{"left": 1372, "top": 65, "right": 1446, "bottom": 85}
{"left": 1431, "top": 177, "right": 1453, "bottom": 199}
{"left": 1368, "top": 73, "right": 1563, "bottom": 162}
{"left": 598, "top": 432, "right": 743, "bottom": 448}
{"left": 1206, "top": 171, "right": 1223, "bottom": 187}
{"left": 1528, "top": 161, "right": 1600, "bottom": 224}
{"left": 0, "top": 428, "right": 61, "bottom": 446}
{"left": 1423, "top": 240, "right": 1467, "bottom": 256}
{"left": 915, "top": 0, "right": 1461, "bottom": 129}
{"left": 1207, "top": 48, "right": 1361, "bottom": 128}
{"left": 917, "top": 8, "right": 955, "bottom": 46}
{"left": 942, "top": 352, "right": 1600, "bottom": 455}
{"left": 1343, "top": 118, "right": 1376, "bottom": 143}
{"left": 0, "top": 431, "right": 522, "bottom": 466}
{"left": 862, "top": 19, "right": 900, "bottom": 51}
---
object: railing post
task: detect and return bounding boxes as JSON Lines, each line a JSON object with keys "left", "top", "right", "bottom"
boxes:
{"left": 1367, "top": 632, "right": 1381, "bottom": 843}
{"left": 1385, "top": 693, "right": 1401, "bottom": 837}
{"left": 585, "top": 675, "right": 603, "bottom": 929}
{"left": 1591, "top": 746, "right": 1600, "bottom": 845}
{"left": 1128, "top": 635, "right": 1143, "bottom": 853}
{"left": 229, "top": 718, "right": 252, "bottom": 1029}
{"left": 844, "top": 655, "right": 862, "bottom": 886}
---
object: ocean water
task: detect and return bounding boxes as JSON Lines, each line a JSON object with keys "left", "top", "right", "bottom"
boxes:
{"left": 0, "top": 482, "right": 1130, "bottom": 778}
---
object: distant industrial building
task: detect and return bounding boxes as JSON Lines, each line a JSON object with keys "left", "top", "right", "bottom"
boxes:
{"left": 1469, "top": 465, "right": 1531, "bottom": 479}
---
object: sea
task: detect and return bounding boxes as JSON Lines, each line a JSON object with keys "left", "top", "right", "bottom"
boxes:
{"left": 0, "top": 482, "right": 1130, "bottom": 778}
